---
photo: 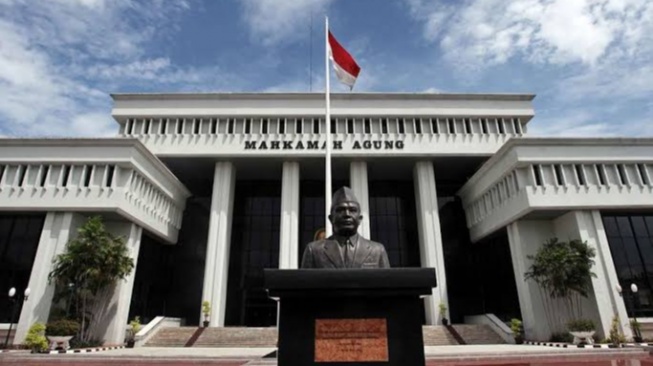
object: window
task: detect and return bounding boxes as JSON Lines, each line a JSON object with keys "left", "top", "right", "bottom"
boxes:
{"left": 481, "top": 119, "right": 488, "bottom": 134}
{"left": 638, "top": 164, "right": 650, "bottom": 185}
{"left": 464, "top": 118, "right": 472, "bottom": 134}
{"left": 39, "top": 166, "right": 49, "bottom": 187}
{"left": 227, "top": 119, "right": 234, "bottom": 134}
{"left": 245, "top": 119, "right": 251, "bottom": 134}
{"left": 575, "top": 165, "right": 586, "bottom": 186}
{"left": 398, "top": 119, "right": 405, "bottom": 134}
{"left": 177, "top": 119, "right": 184, "bottom": 134}
{"left": 347, "top": 118, "right": 354, "bottom": 134}
{"left": 554, "top": 165, "right": 565, "bottom": 186}
{"left": 532, "top": 165, "right": 543, "bottom": 186}
{"left": 194, "top": 119, "right": 200, "bottom": 135}
{"left": 431, "top": 118, "right": 438, "bottom": 134}
{"left": 617, "top": 165, "right": 628, "bottom": 185}
{"left": 295, "top": 119, "right": 302, "bottom": 134}
{"left": 262, "top": 118, "right": 269, "bottom": 134}
{"left": 414, "top": 119, "right": 422, "bottom": 134}
{"left": 364, "top": 118, "right": 371, "bottom": 134}
{"left": 381, "top": 118, "right": 388, "bottom": 134}
{"left": 447, "top": 118, "right": 455, "bottom": 134}
{"left": 313, "top": 118, "right": 320, "bottom": 134}
{"left": 210, "top": 118, "right": 217, "bottom": 134}
{"left": 497, "top": 119, "right": 505, "bottom": 134}
{"left": 106, "top": 165, "right": 115, "bottom": 187}
{"left": 597, "top": 165, "right": 607, "bottom": 185}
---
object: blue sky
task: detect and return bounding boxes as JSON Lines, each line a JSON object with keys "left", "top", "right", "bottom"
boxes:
{"left": 1, "top": 0, "right": 652, "bottom": 137}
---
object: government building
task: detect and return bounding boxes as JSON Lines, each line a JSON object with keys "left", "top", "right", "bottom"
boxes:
{"left": 1, "top": 92, "right": 651, "bottom": 343}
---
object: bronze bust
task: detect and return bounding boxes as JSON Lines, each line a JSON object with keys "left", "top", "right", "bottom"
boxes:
{"left": 301, "top": 187, "right": 390, "bottom": 269}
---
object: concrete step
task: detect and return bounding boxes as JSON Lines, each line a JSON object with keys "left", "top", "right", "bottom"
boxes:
{"left": 144, "top": 327, "right": 197, "bottom": 347}
{"left": 638, "top": 321, "right": 653, "bottom": 340}
{"left": 193, "top": 327, "right": 278, "bottom": 348}
{"left": 422, "top": 326, "right": 459, "bottom": 346}
{"left": 452, "top": 324, "right": 506, "bottom": 344}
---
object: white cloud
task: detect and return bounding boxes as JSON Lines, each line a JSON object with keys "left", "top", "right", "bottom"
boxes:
{"left": 0, "top": 0, "right": 213, "bottom": 137}
{"left": 240, "top": 0, "right": 332, "bottom": 46}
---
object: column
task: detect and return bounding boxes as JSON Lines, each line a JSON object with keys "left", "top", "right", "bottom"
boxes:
{"left": 279, "top": 161, "right": 300, "bottom": 269}
{"left": 201, "top": 162, "right": 236, "bottom": 326}
{"left": 92, "top": 222, "right": 142, "bottom": 344}
{"left": 506, "top": 220, "right": 553, "bottom": 341}
{"left": 14, "top": 212, "right": 85, "bottom": 344}
{"left": 350, "top": 161, "right": 370, "bottom": 238}
{"left": 413, "top": 161, "right": 447, "bottom": 324}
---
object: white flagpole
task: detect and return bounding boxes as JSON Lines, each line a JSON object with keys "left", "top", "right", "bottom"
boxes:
{"left": 325, "top": 16, "right": 332, "bottom": 237}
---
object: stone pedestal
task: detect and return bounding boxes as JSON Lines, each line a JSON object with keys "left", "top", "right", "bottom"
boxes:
{"left": 265, "top": 268, "right": 436, "bottom": 366}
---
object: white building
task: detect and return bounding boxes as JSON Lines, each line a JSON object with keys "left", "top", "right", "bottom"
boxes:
{"left": 1, "top": 92, "right": 650, "bottom": 344}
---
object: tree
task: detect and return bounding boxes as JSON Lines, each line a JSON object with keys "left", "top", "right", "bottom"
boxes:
{"left": 524, "top": 238, "right": 596, "bottom": 332}
{"left": 48, "top": 216, "right": 134, "bottom": 343}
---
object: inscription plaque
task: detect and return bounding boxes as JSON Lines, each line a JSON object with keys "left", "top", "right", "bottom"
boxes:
{"left": 315, "top": 318, "right": 389, "bottom": 362}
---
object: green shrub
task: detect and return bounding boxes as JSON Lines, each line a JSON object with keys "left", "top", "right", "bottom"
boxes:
{"left": 567, "top": 319, "right": 596, "bottom": 332}
{"left": 202, "top": 301, "right": 211, "bottom": 318}
{"left": 549, "top": 332, "right": 573, "bottom": 343}
{"left": 24, "top": 323, "right": 48, "bottom": 353}
{"left": 510, "top": 318, "right": 523, "bottom": 336}
{"left": 607, "top": 315, "right": 626, "bottom": 345}
{"left": 46, "top": 319, "right": 80, "bottom": 336}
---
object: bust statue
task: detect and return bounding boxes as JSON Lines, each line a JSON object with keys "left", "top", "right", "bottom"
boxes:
{"left": 300, "top": 186, "right": 390, "bottom": 269}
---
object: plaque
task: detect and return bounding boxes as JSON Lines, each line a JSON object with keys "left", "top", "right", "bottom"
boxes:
{"left": 315, "top": 318, "right": 389, "bottom": 362}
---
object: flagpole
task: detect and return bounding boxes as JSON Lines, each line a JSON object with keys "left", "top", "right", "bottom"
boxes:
{"left": 325, "top": 16, "right": 332, "bottom": 237}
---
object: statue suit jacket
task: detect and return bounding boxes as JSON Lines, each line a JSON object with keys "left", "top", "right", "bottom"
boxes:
{"left": 300, "top": 235, "right": 391, "bottom": 269}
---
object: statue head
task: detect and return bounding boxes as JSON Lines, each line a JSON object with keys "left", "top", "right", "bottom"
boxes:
{"left": 328, "top": 186, "right": 362, "bottom": 237}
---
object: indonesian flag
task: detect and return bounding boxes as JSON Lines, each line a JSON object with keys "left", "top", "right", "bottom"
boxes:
{"left": 328, "top": 31, "right": 361, "bottom": 90}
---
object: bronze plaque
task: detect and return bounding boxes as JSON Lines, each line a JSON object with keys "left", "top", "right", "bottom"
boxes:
{"left": 315, "top": 318, "right": 388, "bottom": 362}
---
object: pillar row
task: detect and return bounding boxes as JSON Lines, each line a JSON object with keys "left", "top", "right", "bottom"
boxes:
{"left": 201, "top": 162, "right": 236, "bottom": 326}
{"left": 413, "top": 161, "right": 448, "bottom": 324}
{"left": 350, "top": 161, "right": 370, "bottom": 239}
{"left": 279, "top": 161, "right": 300, "bottom": 269}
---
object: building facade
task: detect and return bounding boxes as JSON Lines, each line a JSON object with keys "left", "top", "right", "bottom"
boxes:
{"left": 1, "top": 93, "right": 651, "bottom": 343}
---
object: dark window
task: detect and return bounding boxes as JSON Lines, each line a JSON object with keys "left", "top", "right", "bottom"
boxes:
{"left": 144, "top": 119, "right": 151, "bottom": 134}
{"left": 83, "top": 165, "right": 92, "bottom": 187}
{"left": 481, "top": 119, "right": 488, "bottom": 134}
{"left": 245, "top": 119, "right": 251, "bottom": 134}
{"left": 513, "top": 118, "right": 520, "bottom": 134}
{"left": 575, "top": 165, "right": 586, "bottom": 186}
{"left": 497, "top": 119, "right": 505, "bottom": 134}
{"left": 464, "top": 118, "right": 472, "bottom": 134}
{"left": 330, "top": 118, "right": 336, "bottom": 133}
{"left": 604, "top": 214, "right": 653, "bottom": 317}
{"left": 447, "top": 118, "right": 455, "bottom": 134}
{"left": 62, "top": 165, "right": 71, "bottom": 187}
{"left": 597, "top": 165, "right": 607, "bottom": 185}
{"left": 414, "top": 119, "right": 422, "bottom": 134}
{"left": 177, "top": 119, "right": 184, "bottom": 134}
{"left": 381, "top": 119, "right": 388, "bottom": 134}
{"left": 638, "top": 164, "right": 650, "bottom": 185}
{"left": 554, "top": 165, "right": 565, "bottom": 186}
{"left": 0, "top": 214, "right": 45, "bottom": 322}
{"left": 17, "top": 166, "right": 27, "bottom": 187}
{"left": 161, "top": 119, "right": 168, "bottom": 134}
{"left": 533, "top": 165, "right": 543, "bottom": 186}
{"left": 226, "top": 182, "right": 281, "bottom": 326}
{"left": 617, "top": 165, "right": 628, "bottom": 185}
{"left": 364, "top": 118, "right": 371, "bottom": 134}
{"left": 210, "top": 119, "right": 217, "bottom": 134}
{"left": 39, "top": 166, "right": 49, "bottom": 187}
{"left": 347, "top": 118, "right": 354, "bottom": 134}
{"left": 431, "top": 118, "right": 438, "bottom": 133}
{"left": 313, "top": 118, "right": 320, "bottom": 134}
{"left": 227, "top": 119, "right": 234, "bottom": 134}
{"left": 262, "top": 119, "right": 269, "bottom": 134}
{"left": 278, "top": 118, "right": 285, "bottom": 134}
{"left": 296, "top": 119, "right": 302, "bottom": 134}
{"left": 193, "top": 119, "right": 200, "bottom": 135}
{"left": 398, "top": 119, "right": 405, "bottom": 134}
{"left": 106, "top": 165, "right": 115, "bottom": 187}
{"left": 0, "top": 166, "right": 4, "bottom": 183}
{"left": 127, "top": 119, "right": 134, "bottom": 135}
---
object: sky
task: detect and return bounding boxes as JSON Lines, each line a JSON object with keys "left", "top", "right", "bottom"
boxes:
{"left": 1, "top": 0, "right": 652, "bottom": 138}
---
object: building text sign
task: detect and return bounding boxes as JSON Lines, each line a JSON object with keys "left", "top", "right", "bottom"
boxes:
{"left": 244, "top": 140, "right": 404, "bottom": 150}
{"left": 314, "top": 318, "right": 388, "bottom": 363}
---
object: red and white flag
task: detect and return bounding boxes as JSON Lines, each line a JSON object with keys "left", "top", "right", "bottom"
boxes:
{"left": 328, "top": 31, "right": 361, "bottom": 90}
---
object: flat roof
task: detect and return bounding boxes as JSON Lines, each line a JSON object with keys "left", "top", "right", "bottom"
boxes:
{"left": 111, "top": 92, "right": 536, "bottom": 102}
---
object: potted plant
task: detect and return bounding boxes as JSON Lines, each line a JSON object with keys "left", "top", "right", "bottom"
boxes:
{"left": 202, "top": 301, "right": 211, "bottom": 327}
{"left": 439, "top": 302, "right": 449, "bottom": 326}
{"left": 125, "top": 316, "right": 141, "bottom": 348}
{"left": 630, "top": 318, "right": 643, "bottom": 343}
{"left": 24, "top": 322, "right": 48, "bottom": 353}
{"left": 567, "top": 319, "right": 596, "bottom": 345}
{"left": 510, "top": 318, "right": 524, "bottom": 344}
{"left": 606, "top": 314, "right": 626, "bottom": 346}
{"left": 46, "top": 319, "right": 80, "bottom": 350}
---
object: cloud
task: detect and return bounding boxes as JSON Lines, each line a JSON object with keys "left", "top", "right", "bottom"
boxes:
{"left": 0, "top": 0, "right": 222, "bottom": 137}
{"left": 240, "top": 0, "right": 332, "bottom": 46}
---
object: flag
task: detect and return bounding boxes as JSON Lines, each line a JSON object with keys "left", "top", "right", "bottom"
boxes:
{"left": 328, "top": 31, "right": 361, "bottom": 89}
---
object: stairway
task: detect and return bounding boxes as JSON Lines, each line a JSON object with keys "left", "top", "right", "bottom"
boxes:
{"left": 144, "top": 326, "right": 197, "bottom": 347}
{"left": 451, "top": 324, "right": 507, "bottom": 344}
{"left": 145, "top": 324, "right": 505, "bottom": 347}
{"left": 422, "top": 326, "right": 459, "bottom": 345}
{"left": 193, "top": 327, "right": 278, "bottom": 347}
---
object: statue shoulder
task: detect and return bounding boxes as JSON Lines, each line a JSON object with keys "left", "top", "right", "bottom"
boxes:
{"left": 360, "top": 237, "right": 387, "bottom": 249}
{"left": 306, "top": 239, "right": 328, "bottom": 250}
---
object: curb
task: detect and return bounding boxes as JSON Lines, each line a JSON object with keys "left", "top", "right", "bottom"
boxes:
{"left": 48, "top": 345, "right": 125, "bottom": 354}
{"left": 525, "top": 340, "right": 652, "bottom": 348}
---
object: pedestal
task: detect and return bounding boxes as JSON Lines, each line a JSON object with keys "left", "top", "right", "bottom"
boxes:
{"left": 264, "top": 268, "right": 437, "bottom": 366}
